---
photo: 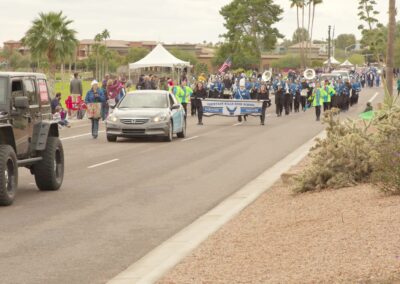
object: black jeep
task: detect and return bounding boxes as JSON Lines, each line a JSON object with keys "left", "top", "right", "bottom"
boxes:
{"left": 0, "top": 72, "right": 64, "bottom": 206}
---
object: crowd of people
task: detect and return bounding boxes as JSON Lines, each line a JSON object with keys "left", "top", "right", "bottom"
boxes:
{"left": 51, "top": 66, "right": 389, "bottom": 138}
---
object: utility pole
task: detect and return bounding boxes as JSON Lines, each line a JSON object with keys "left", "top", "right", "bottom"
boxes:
{"left": 328, "top": 25, "right": 332, "bottom": 70}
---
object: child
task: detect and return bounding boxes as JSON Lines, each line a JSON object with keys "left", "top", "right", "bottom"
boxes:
{"left": 363, "top": 102, "right": 373, "bottom": 113}
{"left": 53, "top": 106, "right": 71, "bottom": 128}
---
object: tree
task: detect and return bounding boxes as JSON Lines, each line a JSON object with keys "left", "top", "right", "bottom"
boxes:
{"left": 335, "top": 34, "right": 357, "bottom": 50}
{"left": 213, "top": 42, "right": 259, "bottom": 70}
{"left": 386, "top": 0, "right": 396, "bottom": 96}
{"left": 348, "top": 54, "right": 365, "bottom": 65}
{"left": 292, "top": 28, "right": 310, "bottom": 43}
{"left": 271, "top": 54, "right": 301, "bottom": 69}
{"left": 22, "top": 11, "right": 77, "bottom": 89}
{"left": 220, "top": 0, "right": 283, "bottom": 66}
{"left": 290, "top": 0, "right": 306, "bottom": 68}
{"left": 358, "top": 0, "right": 384, "bottom": 62}
{"left": 308, "top": 0, "right": 323, "bottom": 62}
{"left": 124, "top": 47, "right": 150, "bottom": 65}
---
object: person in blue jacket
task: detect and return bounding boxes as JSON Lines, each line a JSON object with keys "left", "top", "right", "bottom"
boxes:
{"left": 234, "top": 82, "right": 250, "bottom": 122}
{"left": 85, "top": 80, "right": 106, "bottom": 139}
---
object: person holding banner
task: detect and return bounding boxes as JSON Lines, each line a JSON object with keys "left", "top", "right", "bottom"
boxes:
{"left": 192, "top": 82, "right": 207, "bottom": 125}
{"left": 85, "top": 80, "right": 106, "bottom": 139}
{"left": 256, "top": 84, "right": 271, "bottom": 126}
{"left": 234, "top": 80, "right": 250, "bottom": 122}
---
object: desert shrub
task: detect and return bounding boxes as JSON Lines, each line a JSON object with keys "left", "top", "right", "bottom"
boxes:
{"left": 370, "top": 103, "right": 400, "bottom": 194}
{"left": 292, "top": 111, "right": 374, "bottom": 193}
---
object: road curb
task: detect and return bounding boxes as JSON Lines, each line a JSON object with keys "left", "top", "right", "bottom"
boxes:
{"left": 107, "top": 130, "right": 326, "bottom": 284}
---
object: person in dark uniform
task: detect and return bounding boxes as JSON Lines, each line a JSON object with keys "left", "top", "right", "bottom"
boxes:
{"left": 275, "top": 84, "right": 284, "bottom": 117}
{"left": 192, "top": 82, "right": 207, "bottom": 125}
{"left": 256, "top": 84, "right": 271, "bottom": 125}
{"left": 300, "top": 79, "right": 309, "bottom": 111}
{"left": 283, "top": 80, "right": 291, "bottom": 115}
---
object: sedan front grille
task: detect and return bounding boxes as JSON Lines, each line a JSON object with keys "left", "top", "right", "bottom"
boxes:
{"left": 122, "top": 129, "right": 146, "bottom": 134}
{"left": 120, "top": 118, "right": 149, "bottom": 125}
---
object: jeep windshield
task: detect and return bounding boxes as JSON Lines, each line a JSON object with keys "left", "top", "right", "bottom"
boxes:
{"left": 118, "top": 93, "right": 168, "bottom": 109}
{"left": 0, "top": 78, "right": 6, "bottom": 104}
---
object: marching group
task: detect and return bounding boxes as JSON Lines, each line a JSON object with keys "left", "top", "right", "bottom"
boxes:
{"left": 51, "top": 67, "right": 388, "bottom": 138}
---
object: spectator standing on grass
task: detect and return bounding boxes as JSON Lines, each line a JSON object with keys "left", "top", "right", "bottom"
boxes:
{"left": 85, "top": 80, "right": 106, "bottom": 139}
{"left": 51, "top": 92, "right": 62, "bottom": 114}
{"left": 69, "top": 72, "right": 82, "bottom": 118}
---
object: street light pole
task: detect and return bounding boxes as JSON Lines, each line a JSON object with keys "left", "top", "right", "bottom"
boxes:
{"left": 345, "top": 44, "right": 357, "bottom": 58}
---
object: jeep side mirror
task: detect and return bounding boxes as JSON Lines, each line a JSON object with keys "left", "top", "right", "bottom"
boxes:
{"left": 14, "top": 96, "right": 29, "bottom": 109}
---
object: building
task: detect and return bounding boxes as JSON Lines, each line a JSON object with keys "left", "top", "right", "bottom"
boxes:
{"left": 288, "top": 41, "right": 328, "bottom": 57}
{"left": 3, "top": 40, "right": 29, "bottom": 55}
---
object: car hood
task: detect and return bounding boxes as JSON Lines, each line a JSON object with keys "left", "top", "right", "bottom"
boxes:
{"left": 113, "top": 108, "right": 168, "bottom": 118}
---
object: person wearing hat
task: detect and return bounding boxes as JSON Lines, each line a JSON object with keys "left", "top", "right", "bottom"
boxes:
{"left": 85, "top": 80, "right": 106, "bottom": 139}
{"left": 234, "top": 79, "right": 250, "bottom": 122}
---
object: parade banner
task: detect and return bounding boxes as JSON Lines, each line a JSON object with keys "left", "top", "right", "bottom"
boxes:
{"left": 202, "top": 99, "right": 263, "bottom": 117}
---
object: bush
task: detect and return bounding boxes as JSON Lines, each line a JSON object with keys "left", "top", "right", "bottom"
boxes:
{"left": 370, "top": 102, "right": 400, "bottom": 194}
{"left": 292, "top": 111, "right": 374, "bottom": 193}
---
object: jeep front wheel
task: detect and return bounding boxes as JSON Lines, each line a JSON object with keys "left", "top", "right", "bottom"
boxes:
{"left": 0, "top": 145, "right": 18, "bottom": 206}
{"left": 34, "top": 137, "right": 64, "bottom": 191}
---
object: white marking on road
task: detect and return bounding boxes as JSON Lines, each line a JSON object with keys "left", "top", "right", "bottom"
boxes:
{"left": 88, "top": 159, "right": 119, "bottom": 169}
{"left": 369, "top": 92, "right": 379, "bottom": 103}
{"left": 182, "top": 136, "right": 199, "bottom": 142}
{"left": 61, "top": 131, "right": 105, "bottom": 141}
{"left": 232, "top": 122, "right": 243, "bottom": 126}
{"left": 107, "top": 131, "right": 327, "bottom": 284}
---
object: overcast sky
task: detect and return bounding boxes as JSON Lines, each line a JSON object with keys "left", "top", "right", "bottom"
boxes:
{"left": 0, "top": 0, "right": 393, "bottom": 46}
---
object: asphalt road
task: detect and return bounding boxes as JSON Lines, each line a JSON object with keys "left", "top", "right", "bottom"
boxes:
{"left": 0, "top": 87, "right": 383, "bottom": 284}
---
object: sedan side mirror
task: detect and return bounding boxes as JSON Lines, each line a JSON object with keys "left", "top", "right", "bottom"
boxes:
{"left": 171, "top": 104, "right": 180, "bottom": 110}
{"left": 14, "top": 96, "right": 29, "bottom": 109}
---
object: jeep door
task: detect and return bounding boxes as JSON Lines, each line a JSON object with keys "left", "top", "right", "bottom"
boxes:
{"left": 10, "top": 78, "right": 31, "bottom": 157}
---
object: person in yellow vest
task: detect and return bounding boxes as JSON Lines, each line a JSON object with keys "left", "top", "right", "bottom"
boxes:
{"left": 179, "top": 80, "right": 192, "bottom": 115}
{"left": 323, "top": 80, "right": 335, "bottom": 111}
{"left": 308, "top": 81, "right": 327, "bottom": 121}
{"left": 170, "top": 83, "right": 187, "bottom": 113}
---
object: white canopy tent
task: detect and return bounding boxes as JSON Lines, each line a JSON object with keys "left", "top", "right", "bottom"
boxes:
{"left": 129, "top": 44, "right": 190, "bottom": 70}
{"left": 340, "top": 59, "right": 354, "bottom": 68}
{"left": 323, "top": 56, "right": 340, "bottom": 66}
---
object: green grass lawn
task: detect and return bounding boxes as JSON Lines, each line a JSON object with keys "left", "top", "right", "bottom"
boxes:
{"left": 54, "top": 80, "right": 91, "bottom": 108}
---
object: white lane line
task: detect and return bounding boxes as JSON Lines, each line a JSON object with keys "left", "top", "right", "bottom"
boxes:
{"left": 88, "top": 158, "right": 119, "bottom": 169}
{"left": 61, "top": 131, "right": 105, "bottom": 141}
{"left": 232, "top": 122, "right": 243, "bottom": 126}
{"left": 182, "top": 136, "right": 199, "bottom": 142}
{"left": 107, "top": 131, "right": 327, "bottom": 284}
{"left": 369, "top": 92, "right": 379, "bottom": 103}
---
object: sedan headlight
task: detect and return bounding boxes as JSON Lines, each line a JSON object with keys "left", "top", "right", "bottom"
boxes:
{"left": 152, "top": 114, "right": 168, "bottom": 122}
{"left": 108, "top": 114, "right": 118, "bottom": 122}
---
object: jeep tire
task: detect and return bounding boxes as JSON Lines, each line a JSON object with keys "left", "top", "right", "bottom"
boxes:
{"left": 34, "top": 137, "right": 64, "bottom": 191}
{"left": 107, "top": 135, "right": 117, "bottom": 142}
{"left": 0, "top": 145, "right": 18, "bottom": 206}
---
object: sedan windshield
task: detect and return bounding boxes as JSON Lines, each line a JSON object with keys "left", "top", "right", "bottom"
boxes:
{"left": 118, "top": 93, "right": 168, "bottom": 109}
{"left": 0, "top": 78, "right": 6, "bottom": 104}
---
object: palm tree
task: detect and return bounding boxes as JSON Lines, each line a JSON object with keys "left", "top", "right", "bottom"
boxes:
{"left": 22, "top": 11, "right": 77, "bottom": 89}
{"left": 291, "top": 0, "right": 306, "bottom": 68}
{"left": 386, "top": 0, "right": 396, "bottom": 96}
{"left": 309, "top": 0, "right": 323, "bottom": 64}
{"left": 94, "top": 33, "right": 102, "bottom": 80}
{"left": 101, "top": 29, "right": 110, "bottom": 79}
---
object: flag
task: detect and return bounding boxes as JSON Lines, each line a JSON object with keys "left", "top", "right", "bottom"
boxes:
{"left": 218, "top": 58, "right": 232, "bottom": 73}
